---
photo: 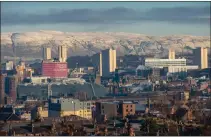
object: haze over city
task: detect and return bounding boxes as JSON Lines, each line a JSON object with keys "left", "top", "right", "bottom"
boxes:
{"left": 1, "top": 2, "right": 210, "bottom": 35}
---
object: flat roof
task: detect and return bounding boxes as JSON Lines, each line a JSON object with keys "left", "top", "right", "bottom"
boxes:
{"left": 122, "top": 101, "right": 133, "bottom": 104}
{"left": 42, "top": 60, "right": 67, "bottom": 63}
{"left": 145, "top": 58, "right": 186, "bottom": 61}
{"left": 101, "top": 101, "right": 119, "bottom": 104}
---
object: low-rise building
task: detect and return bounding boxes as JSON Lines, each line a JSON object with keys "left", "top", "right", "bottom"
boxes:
{"left": 2, "top": 61, "right": 14, "bottom": 71}
{"left": 118, "top": 101, "right": 136, "bottom": 118}
{"left": 145, "top": 58, "right": 186, "bottom": 68}
{"left": 30, "top": 77, "right": 49, "bottom": 84}
{"left": 95, "top": 101, "right": 136, "bottom": 119}
{"left": 184, "top": 91, "right": 190, "bottom": 101}
{"left": 31, "top": 106, "right": 48, "bottom": 120}
{"left": 167, "top": 65, "right": 198, "bottom": 73}
{"left": 199, "top": 82, "right": 209, "bottom": 91}
{"left": 48, "top": 97, "right": 92, "bottom": 119}
{"left": 77, "top": 67, "right": 94, "bottom": 73}
{"left": 20, "top": 112, "right": 31, "bottom": 120}
{"left": 95, "top": 101, "right": 118, "bottom": 119}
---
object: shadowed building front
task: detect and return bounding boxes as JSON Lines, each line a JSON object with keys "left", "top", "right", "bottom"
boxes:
{"left": 193, "top": 47, "right": 208, "bottom": 69}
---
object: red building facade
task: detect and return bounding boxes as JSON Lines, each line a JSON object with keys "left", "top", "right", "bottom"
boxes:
{"left": 42, "top": 61, "right": 68, "bottom": 78}
{"left": 8, "top": 75, "right": 18, "bottom": 103}
{"left": 0, "top": 74, "right": 6, "bottom": 106}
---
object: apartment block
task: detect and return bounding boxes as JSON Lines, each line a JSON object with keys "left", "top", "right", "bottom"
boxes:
{"left": 193, "top": 47, "right": 208, "bottom": 69}
{"left": 43, "top": 47, "right": 51, "bottom": 60}
{"left": 101, "top": 49, "right": 117, "bottom": 77}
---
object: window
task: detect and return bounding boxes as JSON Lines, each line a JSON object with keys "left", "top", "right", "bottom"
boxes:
{"left": 87, "top": 103, "right": 90, "bottom": 106}
{"left": 126, "top": 109, "right": 128, "bottom": 112}
{"left": 102, "top": 105, "right": 104, "bottom": 109}
{"left": 102, "top": 110, "right": 104, "bottom": 114}
{"left": 130, "top": 109, "right": 133, "bottom": 112}
{"left": 131, "top": 105, "right": 133, "bottom": 107}
{"left": 126, "top": 105, "right": 128, "bottom": 108}
{"left": 87, "top": 110, "right": 90, "bottom": 112}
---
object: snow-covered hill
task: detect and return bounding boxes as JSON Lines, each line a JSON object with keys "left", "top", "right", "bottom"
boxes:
{"left": 1, "top": 31, "right": 210, "bottom": 60}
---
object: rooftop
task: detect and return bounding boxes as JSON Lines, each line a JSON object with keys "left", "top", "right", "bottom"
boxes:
{"left": 122, "top": 101, "right": 133, "bottom": 104}
{"left": 145, "top": 58, "right": 186, "bottom": 61}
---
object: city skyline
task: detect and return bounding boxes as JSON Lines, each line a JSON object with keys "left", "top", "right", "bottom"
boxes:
{"left": 1, "top": 2, "right": 211, "bottom": 136}
{"left": 1, "top": 2, "right": 210, "bottom": 36}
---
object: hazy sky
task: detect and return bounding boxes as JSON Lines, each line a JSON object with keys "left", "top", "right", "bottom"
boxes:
{"left": 1, "top": 2, "right": 210, "bottom": 36}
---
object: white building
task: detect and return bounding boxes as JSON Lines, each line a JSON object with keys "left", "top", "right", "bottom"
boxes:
{"left": 2, "top": 61, "right": 14, "bottom": 70}
{"left": 168, "top": 49, "right": 175, "bottom": 59}
{"left": 145, "top": 58, "right": 186, "bottom": 68}
{"left": 167, "top": 65, "right": 199, "bottom": 73}
{"left": 30, "top": 77, "right": 50, "bottom": 84}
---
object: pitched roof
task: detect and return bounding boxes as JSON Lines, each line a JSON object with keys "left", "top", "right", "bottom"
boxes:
{"left": 175, "top": 107, "right": 188, "bottom": 118}
{"left": 0, "top": 113, "right": 20, "bottom": 121}
{"left": 0, "top": 113, "right": 11, "bottom": 121}
{"left": 0, "top": 107, "right": 13, "bottom": 113}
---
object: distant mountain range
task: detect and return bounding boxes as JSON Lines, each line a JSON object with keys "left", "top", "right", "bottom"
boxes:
{"left": 1, "top": 31, "right": 210, "bottom": 61}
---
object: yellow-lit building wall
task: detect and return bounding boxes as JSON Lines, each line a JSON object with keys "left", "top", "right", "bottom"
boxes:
{"left": 40, "top": 110, "right": 48, "bottom": 118}
{"left": 112, "top": 49, "right": 117, "bottom": 71}
{"left": 184, "top": 91, "right": 190, "bottom": 101}
{"left": 202, "top": 48, "right": 208, "bottom": 69}
{"left": 59, "top": 109, "right": 92, "bottom": 119}
{"left": 168, "top": 49, "right": 175, "bottom": 59}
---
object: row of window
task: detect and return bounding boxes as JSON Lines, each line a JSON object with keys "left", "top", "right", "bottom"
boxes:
{"left": 126, "top": 109, "right": 133, "bottom": 112}
{"left": 125, "top": 105, "right": 133, "bottom": 108}
{"left": 146, "top": 62, "right": 186, "bottom": 64}
{"left": 101, "top": 105, "right": 133, "bottom": 109}
{"left": 101, "top": 109, "right": 133, "bottom": 114}
{"left": 80, "top": 107, "right": 91, "bottom": 109}
{"left": 80, "top": 103, "right": 91, "bottom": 106}
{"left": 79, "top": 113, "right": 91, "bottom": 117}
{"left": 79, "top": 110, "right": 91, "bottom": 113}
